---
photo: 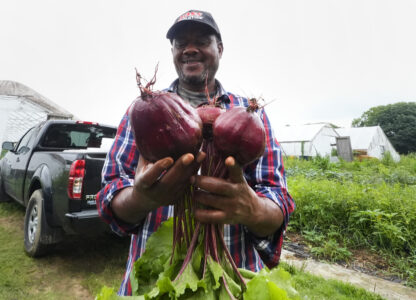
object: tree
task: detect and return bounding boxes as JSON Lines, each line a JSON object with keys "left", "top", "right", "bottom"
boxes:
{"left": 352, "top": 102, "right": 416, "bottom": 154}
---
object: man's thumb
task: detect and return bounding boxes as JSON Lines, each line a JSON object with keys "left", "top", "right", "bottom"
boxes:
{"left": 225, "top": 156, "right": 245, "bottom": 183}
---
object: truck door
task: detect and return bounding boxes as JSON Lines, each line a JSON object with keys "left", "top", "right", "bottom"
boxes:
{"left": 9, "top": 127, "right": 36, "bottom": 202}
{"left": 1, "top": 147, "right": 15, "bottom": 197}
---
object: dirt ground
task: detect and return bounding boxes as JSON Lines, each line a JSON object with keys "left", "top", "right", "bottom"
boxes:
{"left": 283, "top": 232, "right": 416, "bottom": 300}
{"left": 284, "top": 231, "right": 399, "bottom": 281}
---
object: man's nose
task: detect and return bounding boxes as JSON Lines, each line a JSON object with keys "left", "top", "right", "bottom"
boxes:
{"left": 183, "top": 43, "right": 199, "bottom": 55}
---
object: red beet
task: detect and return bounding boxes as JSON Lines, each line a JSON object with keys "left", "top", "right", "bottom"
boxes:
{"left": 129, "top": 70, "right": 203, "bottom": 162}
{"left": 197, "top": 105, "right": 224, "bottom": 140}
{"left": 213, "top": 100, "right": 266, "bottom": 165}
{"left": 197, "top": 105, "right": 224, "bottom": 125}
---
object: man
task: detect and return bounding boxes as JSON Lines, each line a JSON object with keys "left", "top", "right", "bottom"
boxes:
{"left": 96, "top": 9, "right": 294, "bottom": 296}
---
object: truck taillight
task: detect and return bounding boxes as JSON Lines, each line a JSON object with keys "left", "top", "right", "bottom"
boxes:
{"left": 68, "top": 160, "right": 85, "bottom": 200}
{"left": 76, "top": 121, "right": 99, "bottom": 125}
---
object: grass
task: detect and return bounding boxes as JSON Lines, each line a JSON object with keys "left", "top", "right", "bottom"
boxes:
{"left": 284, "top": 153, "right": 416, "bottom": 287}
{"left": 0, "top": 201, "right": 129, "bottom": 299}
{"left": 1, "top": 201, "right": 389, "bottom": 300}
{"left": 280, "top": 262, "right": 384, "bottom": 300}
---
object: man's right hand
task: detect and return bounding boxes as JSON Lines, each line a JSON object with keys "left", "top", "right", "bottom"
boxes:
{"left": 111, "top": 152, "right": 205, "bottom": 224}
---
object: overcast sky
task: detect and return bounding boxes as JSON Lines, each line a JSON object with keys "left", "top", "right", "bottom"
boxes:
{"left": 1, "top": 0, "right": 416, "bottom": 129}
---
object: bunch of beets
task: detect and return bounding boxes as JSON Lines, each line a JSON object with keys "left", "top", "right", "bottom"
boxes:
{"left": 129, "top": 70, "right": 266, "bottom": 299}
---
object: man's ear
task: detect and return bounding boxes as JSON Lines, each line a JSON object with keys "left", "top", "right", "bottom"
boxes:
{"left": 217, "top": 41, "right": 223, "bottom": 58}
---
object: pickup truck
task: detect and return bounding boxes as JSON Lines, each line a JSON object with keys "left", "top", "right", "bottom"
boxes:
{"left": 0, "top": 119, "right": 117, "bottom": 257}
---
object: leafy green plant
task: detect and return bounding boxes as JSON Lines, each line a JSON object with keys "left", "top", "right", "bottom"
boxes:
{"left": 302, "top": 230, "right": 352, "bottom": 262}
{"left": 285, "top": 154, "right": 416, "bottom": 286}
{"left": 96, "top": 219, "right": 383, "bottom": 300}
{"left": 98, "top": 218, "right": 302, "bottom": 300}
{"left": 310, "top": 239, "right": 352, "bottom": 262}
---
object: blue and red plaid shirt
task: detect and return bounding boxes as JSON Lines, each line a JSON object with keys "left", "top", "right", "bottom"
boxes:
{"left": 96, "top": 80, "right": 295, "bottom": 296}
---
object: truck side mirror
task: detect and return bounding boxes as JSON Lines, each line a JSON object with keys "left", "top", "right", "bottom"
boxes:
{"left": 2, "top": 141, "right": 15, "bottom": 151}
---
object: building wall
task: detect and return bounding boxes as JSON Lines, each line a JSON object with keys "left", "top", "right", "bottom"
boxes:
{"left": 0, "top": 96, "right": 48, "bottom": 146}
{"left": 279, "top": 126, "right": 338, "bottom": 158}
{"left": 310, "top": 126, "right": 338, "bottom": 157}
{"left": 367, "top": 127, "right": 400, "bottom": 162}
{"left": 279, "top": 141, "right": 312, "bottom": 157}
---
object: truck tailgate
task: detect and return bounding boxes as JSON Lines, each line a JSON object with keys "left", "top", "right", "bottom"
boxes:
{"left": 83, "top": 153, "right": 107, "bottom": 208}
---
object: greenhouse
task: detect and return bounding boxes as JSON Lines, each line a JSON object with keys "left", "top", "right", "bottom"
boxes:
{"left": 0, "top": 80, "right": 74, "bottom": 146}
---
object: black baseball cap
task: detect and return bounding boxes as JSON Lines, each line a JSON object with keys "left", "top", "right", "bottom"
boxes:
{"left": 166, "top": 10, "right": 222, "bottom": 42}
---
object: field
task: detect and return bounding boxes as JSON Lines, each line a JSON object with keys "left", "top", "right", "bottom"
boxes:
{"left": 1, "top": 153, "right": 415, "bottom": 299}
{"left": 285, "top": 153, "right": 416, "bottom": 287}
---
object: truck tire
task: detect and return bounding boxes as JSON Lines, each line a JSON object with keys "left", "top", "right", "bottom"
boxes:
{"left": 24, "top": 189, "right": 56, "bottom": 257}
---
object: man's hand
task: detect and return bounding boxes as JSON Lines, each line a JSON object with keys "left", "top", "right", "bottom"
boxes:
{"left": 111, "top": 152, "right": 205, "bottom": 224}
{"left": 193, "top": 156, "right": 283, "bottom": 237}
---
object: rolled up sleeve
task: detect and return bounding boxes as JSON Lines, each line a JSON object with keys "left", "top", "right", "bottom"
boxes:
{"left": 96, "top": 105, "right": 140, "bottom": 235}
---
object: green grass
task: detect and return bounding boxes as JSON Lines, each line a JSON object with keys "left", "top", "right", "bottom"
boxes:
{"left": 285, "top": 153, "right": 416, "bottom": 287}
{"left": 1, "top": 200, "right": 388, "bottom": 299}
{"left": 0, "top": 201, "right": 129, "bottom": 299}
{"left": 280, "top": 262, "right": 384, "bottom": 300}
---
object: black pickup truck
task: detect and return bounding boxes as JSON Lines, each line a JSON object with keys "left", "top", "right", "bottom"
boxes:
{"left": 0, "top": 120, "right": 117, "bottom": 257}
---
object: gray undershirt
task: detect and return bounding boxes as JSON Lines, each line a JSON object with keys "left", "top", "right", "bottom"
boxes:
{"left": 177, "top": 84, "right": 217, "bottom": 108}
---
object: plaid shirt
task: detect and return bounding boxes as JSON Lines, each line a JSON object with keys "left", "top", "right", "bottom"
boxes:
{"left": 96, "top": 80, "right": 295, "bottom": 296}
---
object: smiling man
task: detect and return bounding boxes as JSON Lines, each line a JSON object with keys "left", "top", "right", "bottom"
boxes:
{"left": 96, "top": 10, "right": 295, "bottom": 296}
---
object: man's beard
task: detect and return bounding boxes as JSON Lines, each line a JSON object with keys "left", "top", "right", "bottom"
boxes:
{"left": 178, "top": 69, "right": 209, "bottom": 87}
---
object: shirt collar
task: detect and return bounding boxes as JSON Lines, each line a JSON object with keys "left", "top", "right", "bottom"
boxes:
{"left": 167, "top": 79, "right": 231, "bottom": 104}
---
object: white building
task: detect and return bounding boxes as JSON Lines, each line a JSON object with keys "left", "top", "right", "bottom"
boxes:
{"left": 0, "top": 81, "right": 74, "bottom": 146}
{"left": 335, "top": 126, "right": 400, "bottom": 162}
{"left": 274, "top": 123, "right": 338, "bottom": 158}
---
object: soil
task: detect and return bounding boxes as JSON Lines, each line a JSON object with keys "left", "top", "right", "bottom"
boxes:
{"left": 283, "top": 232, "right": 416, "bottom": 299}
{"left": 284, "top": 231, "right": 400, "bottom": 282}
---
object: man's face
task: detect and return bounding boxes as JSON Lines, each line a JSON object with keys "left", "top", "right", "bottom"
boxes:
{"left": 172, "top": 23, "right": 223, "bottom": 90}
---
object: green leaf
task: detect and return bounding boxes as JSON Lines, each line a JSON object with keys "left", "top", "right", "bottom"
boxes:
{"left": 237, "top": 268, "right": 257, "bottom": 280}
{"left": 244, "top": 268, "right": 300, "bottom": 300}
{"left": 131, "top": 218, "right": 174, "bottom": 295}
{"left": 267, "top": 268, "right": 299, "bottom": 299}
{"left": 267, "top": 281, "right": 289, "bottom": 299}
{"left": 244, "top": 272, "right": 289, "bottom": 300}
{"left": 95, "top": 286, "right": 145, "bottom": 300}
{"left": 95, "top": 286, "right": 118, "bottom": 300}
{"left": 207, "top": 257, "right": 223, "bottom": 290}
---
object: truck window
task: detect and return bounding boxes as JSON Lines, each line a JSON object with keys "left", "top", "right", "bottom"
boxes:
{"left": 41, "top": 124, "right": 116, "bottom": 149}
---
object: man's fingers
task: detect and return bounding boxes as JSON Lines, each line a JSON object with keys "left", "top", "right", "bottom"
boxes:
{"left": 196, "top": 151, "right": 206, "bottom": 164}
{"left": 160, "top": 153, "right": 202, "bottom": 184}
{"left": 193, "top": 175, "right": 234, "bottom": 196}
{"left": 194, "top": 208, "right": 227, "bottom": 224}
{"left": 225, "top": 156, "right": 245, "bottom": 183}
{"left": 139, "top": 157, "right": 174, "bottom": 188}
{"left": 194, "top": 190, "right": 227, "bottom": 210}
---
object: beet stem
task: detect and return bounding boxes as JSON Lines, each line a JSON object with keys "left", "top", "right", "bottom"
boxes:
{"left": 216, "top": 225, "right": 247, "bottom": 289}
{"left": 222, "top": 275, "right": 238, "bottom": 300}
{"left": 170, "top": 204, "right": 178, "bottom": 264}
{"left": 174, "top": 222, "right": 201, "bottom": 281}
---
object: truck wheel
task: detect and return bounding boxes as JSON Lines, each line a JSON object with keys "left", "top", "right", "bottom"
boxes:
{"left": 24, "top": 189, "right": 54, "bottom": 257}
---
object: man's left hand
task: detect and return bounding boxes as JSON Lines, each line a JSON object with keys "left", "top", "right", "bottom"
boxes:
{"left": 192, "top": 156, "right": 283, "bottom": 237}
